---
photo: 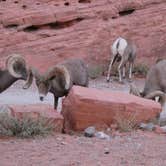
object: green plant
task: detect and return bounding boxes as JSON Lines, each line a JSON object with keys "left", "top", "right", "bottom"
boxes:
{"left": 133, "top": 64, "right": 149, "bottom": 77}
{"left": 0, "top": 113, "right": 55, "bottom": 138}
{"left": 88, "top": 64, "right": 105, "bottom": 79}
{"left": 114, "top": 112, "right": 138, "bottom": 132}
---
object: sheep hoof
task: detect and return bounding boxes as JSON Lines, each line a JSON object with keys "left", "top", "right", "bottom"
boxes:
{"left": 119, "top": 80, "right": 125, "bottom": 84}
{"left": 128, "top": 79, "right": 133, "bottom": 83}
{"left": 106, "top": 77, "right": 110, "bottom": 82}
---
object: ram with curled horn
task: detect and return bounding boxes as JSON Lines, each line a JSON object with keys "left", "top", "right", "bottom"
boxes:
{"left": 130, "top": 59, "right": 166, "bottom": 125}
{"left": 0, "top": 54, "right": 30, "bottom": 93}
{"left": 23, "top": 58, "right": 89, "bottom": 109}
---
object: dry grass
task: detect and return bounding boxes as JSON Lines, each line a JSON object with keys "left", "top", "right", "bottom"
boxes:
{"left": 133, "top": 64, "right": 149, "bottom": 77}
{"left": 114, "top": 112, "right": 138, "bottom": 132}
{"left": 88, "top": 64, "right": 106, "bottom": 79}
{"left": 0, "top": 113, "right": 55, "bottom": 138}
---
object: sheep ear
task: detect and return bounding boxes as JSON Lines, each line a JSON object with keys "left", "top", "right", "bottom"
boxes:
{"left": 129, "top": 83, "right": 141, "bottom": 97}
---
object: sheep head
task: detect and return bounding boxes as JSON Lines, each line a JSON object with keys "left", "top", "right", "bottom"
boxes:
{"left": 130, "top": 83, "right": 166, "bottom": 125}
{"left": 6, "top": 54, "right": 28, "bottom": 80}
{"left": 23, "top": 65, "right": 71, "bottom": 102}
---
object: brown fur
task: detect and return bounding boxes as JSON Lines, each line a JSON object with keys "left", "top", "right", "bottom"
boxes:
{"left": 24, "top": 58, "right": 89, "bottom": 109}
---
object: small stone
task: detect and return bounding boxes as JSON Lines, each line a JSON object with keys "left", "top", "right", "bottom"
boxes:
{"left": 159, "top": 112, "right": 166, "bottom": 126}
{"left": 160, "top": 126, "right": 166, "bottom": 132}
{"left": 0, "top": 105, "right": 11, "bottom": 114}
{"left": 84, "top": 126, "right": 96, "bottom": 137}
{"left": 154, "top": 125, "right": 166, "bottom": 134}
{"left": 95, "top": 131, "right": 111, "bottom": 140}
{"left": 139, "top": 122, "right": 155, "bottom": 131}
{"left": 104, "top": 148, "right": 110, "bottom": 154}
{"left": 60, "top": 142, "right": 67, "bottom": 145}
{"left": 139, "top": 123, "right": 147, "bottom": 129}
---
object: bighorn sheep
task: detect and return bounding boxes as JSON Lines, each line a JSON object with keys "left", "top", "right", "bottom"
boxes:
{"left": 0, "top": 54, "right": 29, "bottom": 93}
{"left": 107, "top": 37, "right": 136, "bottom": 83}
{"left": 130, "top": 59, "right": 166, "bottom": 124}
{"left": 23, "top": 58, "right": 89, "bottom": 109}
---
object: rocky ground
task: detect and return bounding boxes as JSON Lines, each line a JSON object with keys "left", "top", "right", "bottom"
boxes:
{"left": 1, "top": 76, "right": 166, "bottom": 166}
{"left": 0, "top": 131, "right": 166, "bottom": 166}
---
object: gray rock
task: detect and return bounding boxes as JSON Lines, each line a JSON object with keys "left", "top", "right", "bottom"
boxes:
{"left": 160, "top": 126, "right": 166, "bottom": 132}
{"left": 159, "top": 113, "right": 166, "bottom": 126}
{"left": 104, "top": 147, "right": 110, "bottom": 154}
{"left": 0, "top": 105, "right": 11, "bottom": 114}
{"left": 139, "top": 122, "right": 155, "bottom": 131}
{"left": 95, "top": 131, "right": 111, "bottom": 141}
{"left": 84, "top": 126, "right": 96, "bottom": 137}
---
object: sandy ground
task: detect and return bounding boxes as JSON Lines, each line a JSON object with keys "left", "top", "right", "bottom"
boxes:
{"left": 0, "top": 131, "right": 166, "bottom": 166}
{"left": 1, "top": 76, "right": 165, "bottom": 166}
{"left": 0, "top": 76, "right": 145, "bottom": 106}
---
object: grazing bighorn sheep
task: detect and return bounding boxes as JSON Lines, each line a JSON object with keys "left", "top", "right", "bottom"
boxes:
{"left": 0, "top": 54, "right": 29, "bottom": 93}
{"left": 130, "top": 59, "right": 166, "bottom": 124}
{"left": 23, "top": 58, "right": 89, "bottom": 109}
{"left": 107, "top": 37, "right": 136, "bottom": 83}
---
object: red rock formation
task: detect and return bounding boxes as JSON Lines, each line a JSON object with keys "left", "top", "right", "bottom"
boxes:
{"left": 62, "top": 86, "right": 161, "bottom": 132}
{"left": 0, "top": 0, "right": 165, "bottom": 72}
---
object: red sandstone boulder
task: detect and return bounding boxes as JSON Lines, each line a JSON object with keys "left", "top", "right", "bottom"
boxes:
{"left": 0, "top": 104, "right": 64, "bottom": 133}
{"left": 62, "top": 86, "right": 161, "bottom": 132}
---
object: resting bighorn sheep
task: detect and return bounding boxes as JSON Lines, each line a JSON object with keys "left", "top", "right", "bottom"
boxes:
{"left": 130, "top": 59, "right": 166, "bottom": 124}
{"left": 23, "top": 58, "right": 89, "bottom": 109}
{"left": 107, "top": 37, "right": 136, "bottom": 83}
{"left": 0, "top": 54, "right": 29, "bottom": 93}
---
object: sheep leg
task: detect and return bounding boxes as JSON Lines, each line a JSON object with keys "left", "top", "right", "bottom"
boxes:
{"left": 128, "top": 62, "right": 133, "bottom": 82}
{"left": 118, "top": 57, "right": 125, "bottom": 83}
{"left": 122, "top": 65, "right": 126, "bottom": 78}
{"left": 54, "top": 95, "right": 59, "bottom": 109}
{"left": 106, "top": 56, "right": 116, "bottom": 82}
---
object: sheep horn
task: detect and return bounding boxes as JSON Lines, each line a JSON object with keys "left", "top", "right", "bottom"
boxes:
{"left": 6, "top": 54, "right": 26, "bottom": 78}
{"left": 144, "top": 90, "right": 166, "bottom": 106}
{"left": 145, "top": 91, "right": 166, "bottom": 125}
{"left": 46, "top": 65, "right": 71, "bottom": 90}
{"left": 22, "top": 67, "right": 40, "bottom": 89}
{"left": 129, "top": 83, "right": 142, "bottom": 97}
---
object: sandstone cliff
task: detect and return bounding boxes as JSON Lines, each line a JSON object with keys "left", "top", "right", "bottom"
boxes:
{"left": 0, "top": 0, "right": 165, "bottom": 71}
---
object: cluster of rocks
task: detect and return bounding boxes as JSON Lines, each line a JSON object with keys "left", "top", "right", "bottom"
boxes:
{"left": 84, "top": 126, "right": 111, "bottom": 140}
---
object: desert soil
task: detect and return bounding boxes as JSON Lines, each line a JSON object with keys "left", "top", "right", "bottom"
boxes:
{"left": 1, "top": 76, "right": 166, "bottom": 166}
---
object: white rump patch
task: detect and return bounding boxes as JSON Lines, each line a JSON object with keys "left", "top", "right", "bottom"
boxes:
{"left": 112, "top": 37, "right": 128, "bottom": 56}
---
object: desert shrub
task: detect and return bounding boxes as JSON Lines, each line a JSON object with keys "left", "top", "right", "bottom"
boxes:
{"left": 114, "top": 112, "right": 138, "bottom": 132}
{"left": 133, "top": 64, "right": 149, "bottom": 77}
{"left": 0, "top": 113, "right": 55, "bottom": 138}
{"left": 88, "top": 64, "right": 106, "bottom": 79}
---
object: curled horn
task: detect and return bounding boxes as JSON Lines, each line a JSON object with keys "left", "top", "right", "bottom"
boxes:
{"left": 46, "top": 65, "right": 71, "bottom": 90}
{"left": 145, "top": 90, "right": 166, "bottom": 106}
{"left": 129, "top": 83, "right": 142, "bottom": 97}
{"left": 22, "top": 67, "right": 40, "bottom": 89}
{"left": 145, "top": 91, "right": 166, "bottom": 125}
{"left": 6, "top": 54, "right": 26, "bottom": 78}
